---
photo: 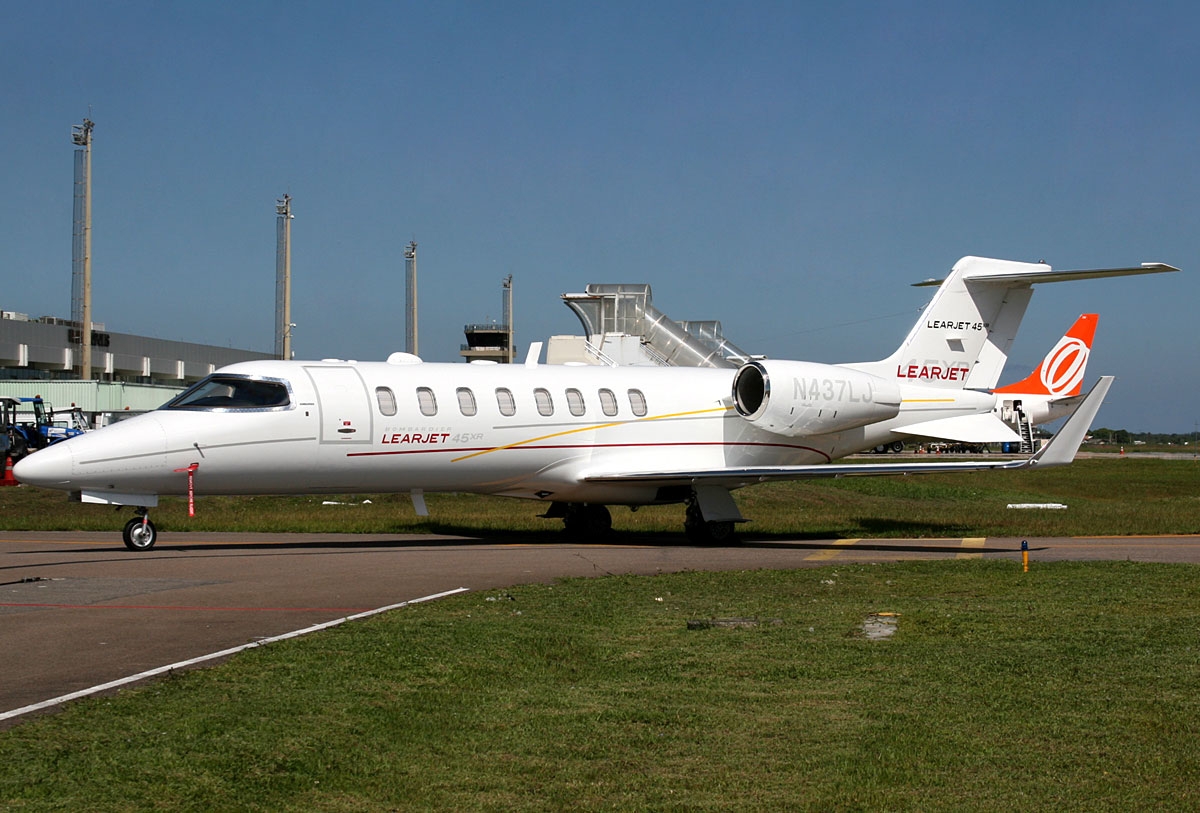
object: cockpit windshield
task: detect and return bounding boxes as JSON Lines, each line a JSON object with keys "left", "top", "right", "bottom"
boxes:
{"left": 164, "top": 375, "right": 291, "bottom": 411}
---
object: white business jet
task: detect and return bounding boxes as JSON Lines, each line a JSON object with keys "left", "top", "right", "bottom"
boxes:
{"left": 14, "top": 256, "right": 1176, "bottom": 550}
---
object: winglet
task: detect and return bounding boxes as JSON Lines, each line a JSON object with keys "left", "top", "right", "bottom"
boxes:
{"left": 1024, "top": 376, "right": 1113, "bottom": 468}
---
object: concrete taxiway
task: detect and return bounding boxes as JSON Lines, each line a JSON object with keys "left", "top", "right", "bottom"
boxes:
{"left": 2, "top": 530, "right": 1198, "bottom": 726}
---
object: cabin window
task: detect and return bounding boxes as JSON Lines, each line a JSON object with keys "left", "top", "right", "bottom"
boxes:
{"left": 376, "top": 386, "right": 397, "bottom": 417}
{"left": 566, "top": 388, "right": 586, "bottom": 417}
{"left": 628, "top": 388, "right": 648, "bottom": 417}
{"left": 416, "top": 387, "right": 438, "bottom": 417}
{"left": 496, "top": 387, "right": 516, "bottom": 416}
{"left": 534, "top": 388, "right": 554, "bottom": 416}
{"left": 599, "top": 388, "right": 618, "bottom": 417}
{"left": 165, "top": 375, "right": 290, "bottom": 411}
{"left": 457, "top": 387, "right": 478, "bottom": 417}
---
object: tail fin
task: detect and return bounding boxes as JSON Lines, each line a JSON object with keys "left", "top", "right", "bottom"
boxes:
{"left": 846, "top": 257, "right": 1175, "bottom": 391}
{"left": 846, "top": 256, "right": 1046, "bottom": 390}
{"left": 994, "top": 314, "right": 1097, "bottom": 397}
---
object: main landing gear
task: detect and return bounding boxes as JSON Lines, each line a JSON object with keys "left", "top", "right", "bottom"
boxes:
{"left": 684, "top": 500, "right": 737, "bottom": 545}
{"left": 542, "top": 502, "right": 613, "bottom": 540}
{"left": 562, "top": 503, "right": 613, "bottom": 540}
{"left": 545, "top": 493, "right": 741, "bottom": 545}
{"left": 122, "top": 508, "right": 158, "bottom": 551}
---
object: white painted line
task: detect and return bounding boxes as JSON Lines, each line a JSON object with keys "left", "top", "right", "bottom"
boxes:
{"left": 0, "top": 587, "right": 469, "bottom": 724}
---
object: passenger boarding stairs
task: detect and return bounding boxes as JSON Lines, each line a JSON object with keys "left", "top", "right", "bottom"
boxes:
{"left": 1016, "top": 410, "right": 1036, "bottom": 454}
{"left": 557, "top": 284, "right": 755, "bottom": 368}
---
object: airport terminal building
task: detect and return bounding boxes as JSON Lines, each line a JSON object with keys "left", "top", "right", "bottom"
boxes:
{"left": 1, "top": 311, "right": 273, "bottom": 424}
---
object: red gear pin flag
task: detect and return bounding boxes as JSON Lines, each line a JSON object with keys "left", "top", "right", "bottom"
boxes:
{"left": 174, "top": 462, "right": 200, "bottom": 517}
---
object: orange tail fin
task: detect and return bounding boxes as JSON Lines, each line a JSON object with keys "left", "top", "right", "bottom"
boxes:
{"left": 993, "top": 314, "right": 1097, "bottom": 397}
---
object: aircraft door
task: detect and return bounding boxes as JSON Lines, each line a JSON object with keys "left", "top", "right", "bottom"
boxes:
{"left": 304, "top": 366, "right": 373, "bottom": 444}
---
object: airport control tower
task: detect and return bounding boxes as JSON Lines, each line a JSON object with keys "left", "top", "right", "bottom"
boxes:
{"left": 460, "top": 276, "right": 514, "bottom": 363}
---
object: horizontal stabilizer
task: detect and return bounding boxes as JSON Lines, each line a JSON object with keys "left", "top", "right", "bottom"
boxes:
{"left": 895, "top": 413, "right": 1022, "bottom": 444}
{"left": 914, "top": 262, "right": 1179, "bottom": 288}
{"left": 854, "top": 257, "right": 1172, "bottom": 394}
{"left": 1046, "top": 394, "right": 1085, "bottom": 411}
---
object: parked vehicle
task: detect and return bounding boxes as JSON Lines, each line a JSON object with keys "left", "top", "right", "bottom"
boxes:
{"left": 1, "top": 396, "right": 87, "bottom": 462}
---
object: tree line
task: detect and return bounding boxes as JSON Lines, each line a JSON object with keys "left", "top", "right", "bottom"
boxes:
{"left": 1089, "top": 428, "right": 1199, "bottom": 446}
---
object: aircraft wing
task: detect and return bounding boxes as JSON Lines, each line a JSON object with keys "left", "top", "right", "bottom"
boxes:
{"left": 584, "top": 376, "right": 1112, "bottom": 488}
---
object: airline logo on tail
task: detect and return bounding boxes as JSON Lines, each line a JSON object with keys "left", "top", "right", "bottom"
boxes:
{"left": 1038, "top": 334, "right": 1090, "bottom": 395}
{"left": 994, "top": 314, "right": 1097, "bottom": 397}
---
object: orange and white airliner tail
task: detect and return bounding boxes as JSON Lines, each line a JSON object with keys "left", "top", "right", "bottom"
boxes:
{"left": 993, "top": 314, "right": 1097, "bottom": 397}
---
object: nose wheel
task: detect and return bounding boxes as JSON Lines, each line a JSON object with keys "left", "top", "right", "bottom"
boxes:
{"left": 122, "top": 511, "right": 158, "bottom": 551}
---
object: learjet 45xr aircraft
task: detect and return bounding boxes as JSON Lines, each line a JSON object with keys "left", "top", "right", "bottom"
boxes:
{"left": 14, "top": 256, "right": 1177, "bottom": 550}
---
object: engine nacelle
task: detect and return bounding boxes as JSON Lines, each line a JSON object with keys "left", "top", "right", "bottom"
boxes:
{"left": 732, "top": 360, "right": 902, "bottom": 437}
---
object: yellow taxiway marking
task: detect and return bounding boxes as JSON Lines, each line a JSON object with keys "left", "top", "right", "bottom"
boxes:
{"left": 956, "top": 537, "right": 987, "bottom": 559}
{"left": 805, "top": 538, "right": 861, "bottom": 561}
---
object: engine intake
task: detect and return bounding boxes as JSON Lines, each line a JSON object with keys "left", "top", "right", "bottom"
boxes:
{"left": 732, "top": 360, "right": 901, "bottom": 437}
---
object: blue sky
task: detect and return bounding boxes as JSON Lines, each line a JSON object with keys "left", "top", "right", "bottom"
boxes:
{"left": 2, "top": 1, "right": 1196, "bottom": 432}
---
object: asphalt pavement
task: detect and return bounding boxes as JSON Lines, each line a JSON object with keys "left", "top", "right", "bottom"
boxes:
{"left": 3, "top": 530, "right": 1198, "bottom": 727}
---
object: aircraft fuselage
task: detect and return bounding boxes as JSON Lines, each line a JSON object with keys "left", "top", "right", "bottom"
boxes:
{"left": 14, "top": 356, "right": 989, "bottom": 507}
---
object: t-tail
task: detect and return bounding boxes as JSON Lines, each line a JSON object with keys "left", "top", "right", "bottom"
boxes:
{"left": 846, "top": 257, "right": 1176, "bottom": 391}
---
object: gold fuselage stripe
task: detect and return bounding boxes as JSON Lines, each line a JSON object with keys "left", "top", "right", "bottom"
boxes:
{"left": 450, "top": 405, "right": 732, "bottom": 463}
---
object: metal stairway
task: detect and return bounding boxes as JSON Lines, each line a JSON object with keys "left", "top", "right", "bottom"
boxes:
{"left": 560, "top": 284, "right": 753, "bottom": 368}
{"left": 1017, "top": 411, "right": 1036, "bottom": 453}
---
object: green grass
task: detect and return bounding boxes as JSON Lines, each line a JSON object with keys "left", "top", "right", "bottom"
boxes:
{"left": 2, "top": 457, "right": 1197, "bottom": 538}
{"left": 3, "top": 561, "right": 1200, "bottom": 810}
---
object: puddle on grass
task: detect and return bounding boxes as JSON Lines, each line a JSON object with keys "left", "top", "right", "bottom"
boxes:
{"left": 862, "top": 612, "right": 899, "bottom": 640}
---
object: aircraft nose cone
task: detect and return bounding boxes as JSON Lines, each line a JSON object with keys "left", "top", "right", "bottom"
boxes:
{"left": 14, "top": 414, "right": 170, "bottom": 495}
{"left": 12, "top": 441, "right": 74, "bottom": 488}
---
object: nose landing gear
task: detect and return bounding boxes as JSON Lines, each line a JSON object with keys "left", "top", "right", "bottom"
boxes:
{"left": 122, "top": 508, "right": 158, "bottom": 551}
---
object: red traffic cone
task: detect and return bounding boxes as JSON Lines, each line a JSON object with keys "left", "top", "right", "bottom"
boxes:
{"left": 1, "top": 456, "right": 18, "bottom": 486}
